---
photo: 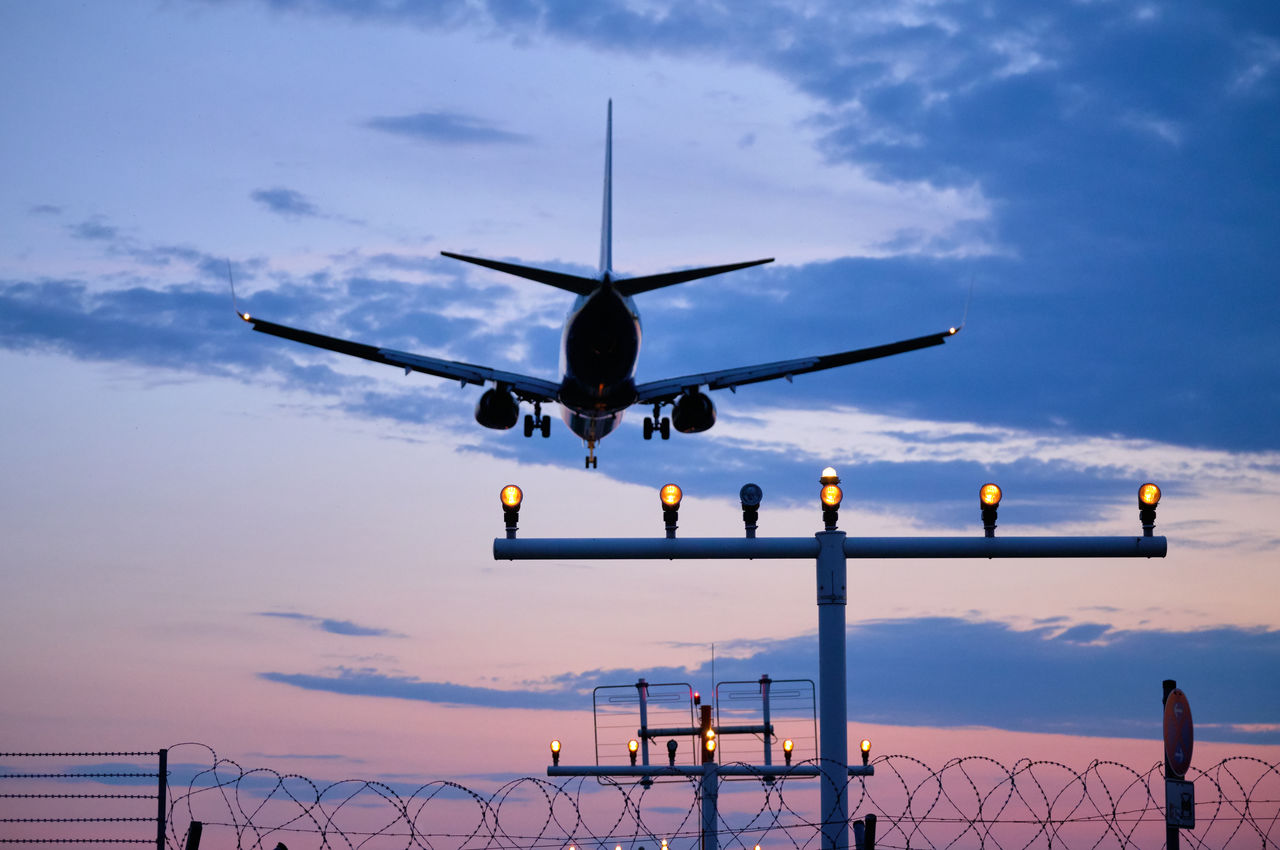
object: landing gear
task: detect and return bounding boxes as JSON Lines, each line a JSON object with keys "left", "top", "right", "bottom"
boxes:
{"left": 643, "top": 404, "right": 671, "bottom": 441}
{"left": 523, "top": 403, "right": 552, "bottom": 438}
{"left": 585, "top": 440, "right": 598, "bottom": 469}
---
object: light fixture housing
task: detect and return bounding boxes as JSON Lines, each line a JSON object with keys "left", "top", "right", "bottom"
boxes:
{"left": 501, "top": 485, "right": 523, "bottom": 538}
{"left": 740, "top": 483, "right": 763, "bottom": 538}
{"left": 661, "top": 483, "right": 682, "bottom": 538}
{"left": 666, "top": 738, "right": 678, "bottom": 766}
{"left": 819, "top": 469, "right": 843, "bottom": 530}
{"left": 550, "top": 739, "right": 561, "bottom": 766}
{"left": 783, "top": 738, "right": 794, "bottom": 766}
{"left": 860, "top": 738, "right": 872, "bottom": 766}
{"left": 628, "top": 738, "right": 639, "bottom": 766}
{"left": 979, "top": 482, "right": 1001, "bottom": 538}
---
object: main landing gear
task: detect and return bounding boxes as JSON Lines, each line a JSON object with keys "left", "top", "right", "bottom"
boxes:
{"left": 523, "top": 403, "right": 552, "bottom": 439}
{"left": 642, "top": 404, "right": 670, "bottom": 441}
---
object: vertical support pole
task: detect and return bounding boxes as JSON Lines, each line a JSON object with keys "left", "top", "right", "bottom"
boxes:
{"left": 1163, "top": 679, "right": 1180, "bottom": 850}
{"left": 761, "top": 674, "right": 772, "bottom": 766}
{"left": 816, "top": 531, "right": 849, "bottom": 850}
{"left": 638, "top": 678, "right": 651, "bottom": 766}
{"left": 700, "top": 762, "right": 719, "bottom": 850}
{"left": 184, "top": 821, "right": 202, "bottom": 850}
{"left": 156, "top": 748, "right": 168, "bottom": 850}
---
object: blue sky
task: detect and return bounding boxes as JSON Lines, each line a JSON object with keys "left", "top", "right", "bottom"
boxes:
{"left": 1, "top": 0, "right": 1278, "bottom": 780}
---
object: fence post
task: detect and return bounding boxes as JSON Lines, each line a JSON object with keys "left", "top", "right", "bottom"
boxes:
{"left": 156, "top": 748, "right": 168, "bottom": 850}
{"left": 185, "top": 821, "right": 202, "bottom": 850}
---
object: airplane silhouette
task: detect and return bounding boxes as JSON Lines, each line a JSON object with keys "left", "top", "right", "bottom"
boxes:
{"left": 238, "top": 101, "right": 959, "bottom": 467}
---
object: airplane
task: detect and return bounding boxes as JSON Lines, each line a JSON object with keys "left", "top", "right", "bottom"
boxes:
{"left": 237, "top": 101, "right": 960, "bottom": 468}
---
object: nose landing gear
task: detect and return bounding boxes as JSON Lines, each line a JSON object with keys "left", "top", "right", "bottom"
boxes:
{"left": 584, "top": 440, "right": 598, "bottom": 469}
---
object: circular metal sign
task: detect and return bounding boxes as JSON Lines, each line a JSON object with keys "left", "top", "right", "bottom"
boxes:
{"left": 1163, "top": 688, "right": 1194, "bottom": 778}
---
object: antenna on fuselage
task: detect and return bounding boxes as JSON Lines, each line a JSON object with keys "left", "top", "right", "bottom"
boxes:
{"left": 599, "top": 99, "right": 613, "bottom": 282}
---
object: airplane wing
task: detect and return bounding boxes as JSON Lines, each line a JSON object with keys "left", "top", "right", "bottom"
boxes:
{"left": 634, "top": 327, "right": 959, "bottom": 403}
{"left": 240, "top": 314, "right": 560, "bottom": 402}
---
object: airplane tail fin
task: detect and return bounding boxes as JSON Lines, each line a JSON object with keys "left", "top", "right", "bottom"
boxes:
{"left": 600, "top": 99, "right": 613, "bottom": 279}
{"left": 442, "top": 100, "right": 773, "bottom": 298}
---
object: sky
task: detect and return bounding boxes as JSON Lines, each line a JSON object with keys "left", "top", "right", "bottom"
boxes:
{"left": 2, "top": 0, "right": 1279, "bottom": 799}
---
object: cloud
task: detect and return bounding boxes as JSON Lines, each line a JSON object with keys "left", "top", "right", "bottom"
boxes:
{"left": 68, "top": 218, "right": 119, "bottom": 241}
{"left": 364, "top": 111, "right": 532, "bottom": 145}
{"left": 259, "top": 668, "right": 579, "bottom": 709}
{"left": 260, "top": 618, "right": 1280, "bottom": 744}
{"left": 251, "top": 187, "right": 320, "bottom": 218}
{"left": 256, "top": 611, "right": 402, "bottom": 637}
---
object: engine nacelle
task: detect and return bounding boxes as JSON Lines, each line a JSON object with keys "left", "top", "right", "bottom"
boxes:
{"left": 475, "top": 388, "right": 519, "bottom": 430}
{"left": 671, "top": 390, "right": 716, "bottom": 433}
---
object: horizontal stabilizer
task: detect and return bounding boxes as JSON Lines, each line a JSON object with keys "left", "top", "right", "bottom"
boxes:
{"left": 615, "top": 258, "right": 773, "bottom": 297}
{"left": 441, "top": 251, "right": 597, "bottom": 296}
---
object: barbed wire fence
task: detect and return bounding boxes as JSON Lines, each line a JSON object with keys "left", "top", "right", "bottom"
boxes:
{"left": 4, "top": 745, "right": 1277, "bottom": 849}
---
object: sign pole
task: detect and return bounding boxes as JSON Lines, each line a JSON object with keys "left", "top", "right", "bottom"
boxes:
{"left": 1163, "top": 680, "right": 1180, "bottom": 850}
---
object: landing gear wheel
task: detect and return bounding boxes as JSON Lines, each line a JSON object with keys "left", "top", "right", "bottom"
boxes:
{"left": 540, "top": 416, "right": 551, "bottom": 438}
{"left": 643, "top": 417, "right": 654, "bottom": 440}
{"left": 660, "top": 417, "right": 671, "bottom": 440}
{"left": 523, "top": 414, "right": 535, "bottom": 438}
{"left": 584, "top": 454, "right": 598, "bottom": 469}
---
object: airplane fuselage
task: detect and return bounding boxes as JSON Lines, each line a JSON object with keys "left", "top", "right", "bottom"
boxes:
{"left": 557, "top": 282, "right": 641, "bottom": 443}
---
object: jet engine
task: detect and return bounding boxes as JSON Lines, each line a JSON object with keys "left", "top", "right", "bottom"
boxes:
{"left": 671, "top": 390, "right": 716, "bottom": 433}
{"left": 475, "top": 388, "right": 520, "bottom": 430}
